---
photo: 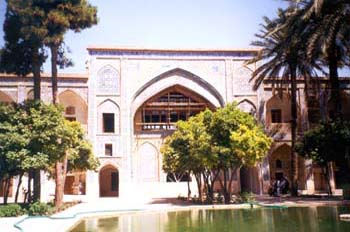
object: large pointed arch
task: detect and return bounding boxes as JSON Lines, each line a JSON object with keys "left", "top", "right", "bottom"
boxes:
{"left": 131, "top": 68, "right": 225, "bottom": 115}
{"left": 133, "top": 85, "right": 216, "bottom": 132}
{"left": 58, "top": 90, "right": 88, "bottom": 125}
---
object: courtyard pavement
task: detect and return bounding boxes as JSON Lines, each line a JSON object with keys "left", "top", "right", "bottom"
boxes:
{"left": 1, "top": 196, "right": 349, "bottom": 232}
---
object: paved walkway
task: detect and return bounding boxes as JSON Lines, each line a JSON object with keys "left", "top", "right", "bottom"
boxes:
{"left": 1, "top": 196, "right": 349, "bottom": 232}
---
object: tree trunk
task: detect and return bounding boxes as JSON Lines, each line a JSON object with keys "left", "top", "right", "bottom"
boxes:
{"left": 3, "top": 177, "right": 10, "bottom": 205}
{"left": 55, "top": 162, "right": 63, "bottom": 208}
{"left": 15, "top": 173, "right": 23, "bottom": 203}
{"left": 32, "top": 49, "right": 42, "bottom": 202}
{"left": 50, "top": 44, "right": 59, "bottom": 104}
{"left": 327, "top": 41, "right": 341, "bottom": 120}
{"left": 32, "top": 50, "right": 41, "bottom": 100}
{"left": 55, "top": 155, "right": 68, "bottom": 209}
{"left": 187, "top": 177, "right": 191, "bottom": 200}
{"left": 27, "top": 171, "right": 32, "bottom": 203}
{"left": 203, "top": 172, "right": 212, "bottom": 203}
{"left": 194, "top": 173, "right": 203, "bottom": 203}
{"left": 290, "top": 63, "right": 298, "bottom": 196}
{"left": 51, "top": 43, "right": 66, "bottom": 209}
{"left": 324, "top": 164, "right": 333, "bottom": 196}
{"left": 218, "top": 168, "right": 231, "bottom": 204}
{"left": 223, "top": 169, "right": 230, "bottom": 204}
{"left": 33, "top": 169, "right": 41, "bottom": 202}
{"left": 227, "top": 167, "right": 238, "bottom": 203}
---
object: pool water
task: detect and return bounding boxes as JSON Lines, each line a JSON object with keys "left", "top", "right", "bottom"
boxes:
{"left": 70, "top": 206, "right": 350, "bottom": 232}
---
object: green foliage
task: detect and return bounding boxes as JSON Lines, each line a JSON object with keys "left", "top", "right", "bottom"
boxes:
{"left": 0, "top": 204, "right": 24, "bottom": 217}
{"left": 162, "top": 109, "right": 214, "bottom": 176}
{"left": 297, "top": 120, "right": 350, "bottom": 193}
{"left": 0, "top": 101, "right": 98, "bottom": 203}
{"left": 19, "top": 101, "right": 66, "bottom": 170}
{"left": 0, "top": 103, "right": 28, "bottom": 180}
{"left": 296, "top": 120, "right": 350, "bottom": 166}
{"left": 27, "top": 202, "right": 53, "bottom": 216}
{"left": 162, "top": 103, "right": 272, "bottom": 203}
{"left": 162, "top": 104, "right": 272, "bottom": 175}
{"left": 1, "top": 0, "right": 46, "bottom": 76}
{"left": 207, "top": 103, "right": 272, "bottom": 169}
{"left": 342, "top": 184, "right": 350, "bottom": 200}
{"left": 64, "top": 121, "right": 99, "bottom": 172}
{"left": 1, "top": 0, "right": 98, "bottom": 72}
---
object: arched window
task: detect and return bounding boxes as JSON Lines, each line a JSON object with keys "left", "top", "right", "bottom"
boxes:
{"left": 276, "top": 159, "right": 282, "bottom": 169}
{"left": 97, "top": 100, "right": 120, "bottom": 134}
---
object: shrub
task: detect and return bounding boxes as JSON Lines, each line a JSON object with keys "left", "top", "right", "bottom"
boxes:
{"left": 0, "top": 204, "right": 24, "bottom": 217}
{"left": 27, "top": 202, "right": 53, "bottom": 216}
{"left": 236, "top": 192, "right": 256, "bottom": 203}
{"left": 342, "top": 184, "right": 350, "bottom": 200}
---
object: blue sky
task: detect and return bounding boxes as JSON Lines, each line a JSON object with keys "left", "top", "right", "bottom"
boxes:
{"left": 0, "top": 0, "right": 288, "bottom": 73}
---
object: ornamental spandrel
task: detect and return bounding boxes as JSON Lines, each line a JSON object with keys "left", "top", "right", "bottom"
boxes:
{"left": 233, "top": 66, "right": 254, "bottom": 95}
{"left": 98, "top": 66, "right": 119, "bottom": 94}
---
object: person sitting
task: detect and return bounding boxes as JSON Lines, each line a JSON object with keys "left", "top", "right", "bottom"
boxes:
{"left": 269, "top": 175, "right": 289, "bottom": 196}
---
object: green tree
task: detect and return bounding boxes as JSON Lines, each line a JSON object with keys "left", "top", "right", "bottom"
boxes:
{"left": 207, "top": 103, "right": 272, "bottom": 203}
{"left": 53, "top": 120, "right": 99, "bottom": 207}
{"left": 285, "top": 0, "right": 350, "bottom": 119}
{"left": 1, "top": 0, "right": 51, "bottom": 201}
{"left": 36, "top": 0, "right": 98, "bottom": 104}
{"left": 33, "top": 0, "right": 98, "bottom": 207}
{"left": 2, "top": 0, "right": 48, "bottom": 100}
{"left": 0, "top": 103, "right": 29, "bottom": 204}
{"left": 296, "top": 120, "right": 350, "bottom": 195}
{"left": 162, "top": 111, "right": 215, "bottom": 202}
{"left": 162, "top": 104, "right": 272, "bottom": 204}
{"left": 301, "top": 0, "right": 350, "bottom": 119}
{"left": 0, "top": 102, "right": 98, "bottom": 205}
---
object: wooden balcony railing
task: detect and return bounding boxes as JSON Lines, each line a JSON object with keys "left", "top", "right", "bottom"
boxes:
{"left": 136, "top": 122, "right": 177, "bottom": 131}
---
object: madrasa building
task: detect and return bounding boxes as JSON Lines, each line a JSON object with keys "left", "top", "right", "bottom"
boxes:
{"left": 1, "top": 46, "right": 349, "bottom": 202}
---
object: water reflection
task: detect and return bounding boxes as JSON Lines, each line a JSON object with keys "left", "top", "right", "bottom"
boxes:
{"left": 71, "top": 206, "right": 350, "bottom": 232}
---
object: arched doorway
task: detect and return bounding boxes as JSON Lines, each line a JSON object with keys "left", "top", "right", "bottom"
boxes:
{"left": 240, "top": 167, "right": 260, "bottom": 194}
{"left": 99, "top": 165, "right": 119, "bottom": 197}
{"left": 269, "top": 144, "right": 292, "bottom": 183}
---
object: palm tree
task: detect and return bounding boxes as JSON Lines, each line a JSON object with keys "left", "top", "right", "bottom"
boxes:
{"left": 297, "top": 0, "right": 350, "bottom": 119}
{"left": 247, "top": 7, "right": 318, "bottom": 195}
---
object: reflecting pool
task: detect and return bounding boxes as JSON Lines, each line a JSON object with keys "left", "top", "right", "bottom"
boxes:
{"left": 70, "top": 206, "right": 350, "bottom": 232}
